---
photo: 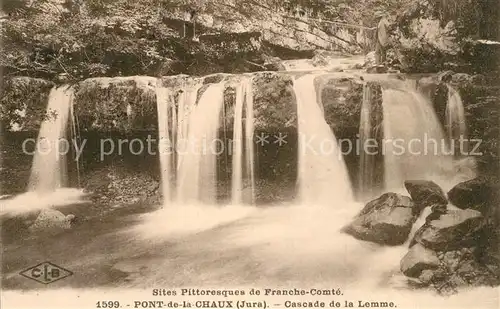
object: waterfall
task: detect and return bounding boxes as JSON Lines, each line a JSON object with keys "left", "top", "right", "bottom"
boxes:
{"left": 231, "top": 82, "right": 245, "bottom": 204}
{"left": 155, "top": 79, "right": 257, "bottom": 206}
{"left": 28, "top": 87, "right": 73, "bottom": 192}
{"left": 381, "top": 85, "right": 455, "bottom": 191}
{"left": 294, "top": 74, "right": 354, "bottom": 205}
{"left": 358, "top": 84, "right": 376, "bottom": 198}
{"left": 446, "top": 85, "right": 468, "bottom": 154}
{"left": 176, "top": 83, "right": 225, "bottom": 204}
{"left": 156, "top": 87, "right": 173, "bottom": 203}
{"left": 231, "top": 78, "right": 255, "bottom": 205}
{"left": 174, "top": 85, "right": 202, "bottom": 171}
{"left": 244, "top": 79, "right": 256, "bottom": 205}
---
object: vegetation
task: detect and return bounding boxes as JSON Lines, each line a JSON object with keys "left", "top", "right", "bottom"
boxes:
{"left": 1, "top": 0, "right": 417, "bottom": 81}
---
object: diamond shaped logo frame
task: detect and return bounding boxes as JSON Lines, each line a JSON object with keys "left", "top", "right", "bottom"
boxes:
{"left": 20, "top": 262, "right": 73, "bottom": 284}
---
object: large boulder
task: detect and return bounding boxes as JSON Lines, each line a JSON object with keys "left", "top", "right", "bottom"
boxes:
{"left": 404, "top": 180, "right": 448, "bottom": 214}
{"left": 447, "top": 177, "right": 500, "bottom": 211}
{"left": 411, "top": 209, "right": 484, "bottom": 250}
{"left": 401, "top": 243, "right": 440, "bottom": 278}
{"left": 403, "top": 246, "right": 499, "bottom": 293}
{"left": 28, "top": 209, "right": 75, "bottom": 234}
{"left": 342, "top": 193, "right": 417, "bottom": 246}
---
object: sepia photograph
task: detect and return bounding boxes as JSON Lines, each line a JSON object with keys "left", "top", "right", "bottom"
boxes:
{"left": 0, "top": 0, "right": 499, "bottom": 308}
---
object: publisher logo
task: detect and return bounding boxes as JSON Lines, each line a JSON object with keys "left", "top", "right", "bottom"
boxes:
{"left": 20, "top": 262, "right": 73, "bottom": 284}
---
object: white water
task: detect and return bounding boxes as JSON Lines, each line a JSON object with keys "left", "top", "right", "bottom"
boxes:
{"left": 294, "top": 74, "right": 354, "bottom": 205}
{"left": 231, "top": 78, "right": 255, "bottom": 204}
{"left": 174, "top": 85, "right": 202, "bottom": 171}
{"left": 156, "top": 87, "right": 173, "bottom": 202}
{"left": 28, "top": 87, "right": 73, "bottom": 192}
{"left": 358, "top": 83, "right": 376, "bottom": 198}
{"left": 446, "top": 85, "right": 468, "bottom": 154}
{"left": 244, "top": 78, "right": 256, "bottom": 205}
{"left": 176, "top": 83, "right": 226, "bottom": 204}
{"left": 282, "top": 55, "right": 365, "bottom": 72}
{"left": 231, "top": 81, "right": 245, "bottom": 204}
{"left": 129, "top": 201, "right": 497, "bottom": 309}
{"left": 381, "top": 86, "right": 456, "bottom": 191}
{"left": 6, "top": 73, "right": 494, "bottom": 308}
{"left": 1, "top": 87, "right": 86, "bottom": 216}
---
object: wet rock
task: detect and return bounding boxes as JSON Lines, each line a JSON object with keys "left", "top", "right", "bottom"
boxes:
{"left": 83, "top": 166, "right": 161, "bottom": 206}
{"left": 73, "top": 76, "right": 158, "bottom": 132}
{"left": 437, "top": 70, "right": 454, "bottom": 83}
{"left": 401, "top": 244, "right": 440, "bottom": 278}
{"left": 411, "top": 209, "right": 484, "bottom": 250}
{"left": 404, "top": 180, "right": 448, "bottom": 214}
{"left": 425, "top": 204, "right": 448, "bottom": 223}
{"left": 342, "top": 193, "right": 417, "bottom": 246}
{"left": 320, "top": 76, "right": 367, "bottom": 141}
{"left": 263, "top": 56, "right": 286, "bottom": 71}
{"left": 366, "top": 65, "right": 388, "bottom": 74}
{"left": 311, "top": 50, "right": 330, "bottom": 67}
{"left": 364, "top": 51, "right": 376, "bottom": 67}
{"left": 419, "top": 269, "right": 436, "bottom": 285}
{"left": 447, "top": 177, "right": 499, "bottom": 211}
{"left": 439, "top": 248, "right": 499, "bottom": 290}
{"left": 28, "top": 209, "right": 75, "bottom": 234}
{"left": 0, "top": 77, "right": 55, "bottom": 131}
{"left": 401, "top": 245, "right": 499, "bottom": 293}
{"left": 251, "top": 72, "right": 295, "bottom": 131}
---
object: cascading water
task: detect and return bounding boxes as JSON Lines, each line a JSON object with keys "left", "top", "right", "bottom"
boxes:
{"left": 174, "top": 85, "right": 202, "bottom": 171}
{"left": 28, "top": 87, "right": 73, "bottom": 192}
{"left": 156, "top": 87, "right": 173, "bottom": 202}
{"left": 231, "top": 78, "right": 255, "bottom": 205}
{"left": 1, "top": 86, "right": 85, "bottom": 215}
{"left": 142, "top": 81, "right": 254, "bottom": 235}
{"left": 294, "top": 74, "right": 354, "bottom": 205}
{"left": 358, "top": 84, "right": 376, "bottom": 199}
{"left": 244, "top": 79, "right": 256, "bottom": 204}
{"left": 231, "top": 82, "right": 245, "bottom": 204}
{"left": 176, "top": 83, "right": 226, "bottom": 204}
{"left": 446, "top": 85, "right": 468, "bottom": 154}
{"left": 381, "top": 84, "right": 455, "bottom": 191}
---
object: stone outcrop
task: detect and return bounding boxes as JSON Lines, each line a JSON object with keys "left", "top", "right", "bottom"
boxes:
{"left": 82, "top": 166, "right": 160, "bottom": 206}
{"left": 450, "top": 74, "right": 500, "bottom": 175}
{"left": 400, "top": 176, "right": 500, "bottom": 293}
{"left": 404, "top": 180, "right": 448, "bottom": 213}
{"left": 342, "top": 193, "right": 417, "bottom": 246}
{"left": 1, "top": 73, "right": 366, "bottom": 134}
{"left": 410, "top": 209, "right": 484, "bottom": 250}
{"left": 391, "top": 0, "right": 500, "bottom": 73}
{"left": 0, "top": 77, "right": 55, "bottom": 132}
{"left": 74, "top": 77, "right": 158, "bottom": 132}
{"left": 420, "top": 72, "right": 499, "bottom": 176}
{"left": 401, "top": 243, "right": 440, "bottom": 278}
{"left": 447, "top": 177, "right": 499, "bottom": 211}
{"left": 403, "top": 245, "right": 499, "bottom": 294}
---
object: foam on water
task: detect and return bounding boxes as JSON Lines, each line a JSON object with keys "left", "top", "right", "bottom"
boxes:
{"left": 0, "top": 188, "right": 87, "bottom": 216}
{"left": 125, "top": 200, "right": 497, "bottom": 309}
{"left": 294, "top": 74, "right": 354, "bottom": 205}
{"left": 132, "top": 204, "right": 255, "bottom": 239}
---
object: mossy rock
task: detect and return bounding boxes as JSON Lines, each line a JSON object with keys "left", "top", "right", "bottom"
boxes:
{"left": 0, "top": 77, "right": 55, "bottom": 131}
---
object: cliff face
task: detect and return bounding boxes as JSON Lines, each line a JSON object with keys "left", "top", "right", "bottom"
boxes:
{"left": 390, "top": 0, "right": 500, "bottom": 73}
{"left": 1, "top": 0, "right": 375, "bottom": 81}
{"left": 0, "top": 73, "right": 365, "bottom": 134}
